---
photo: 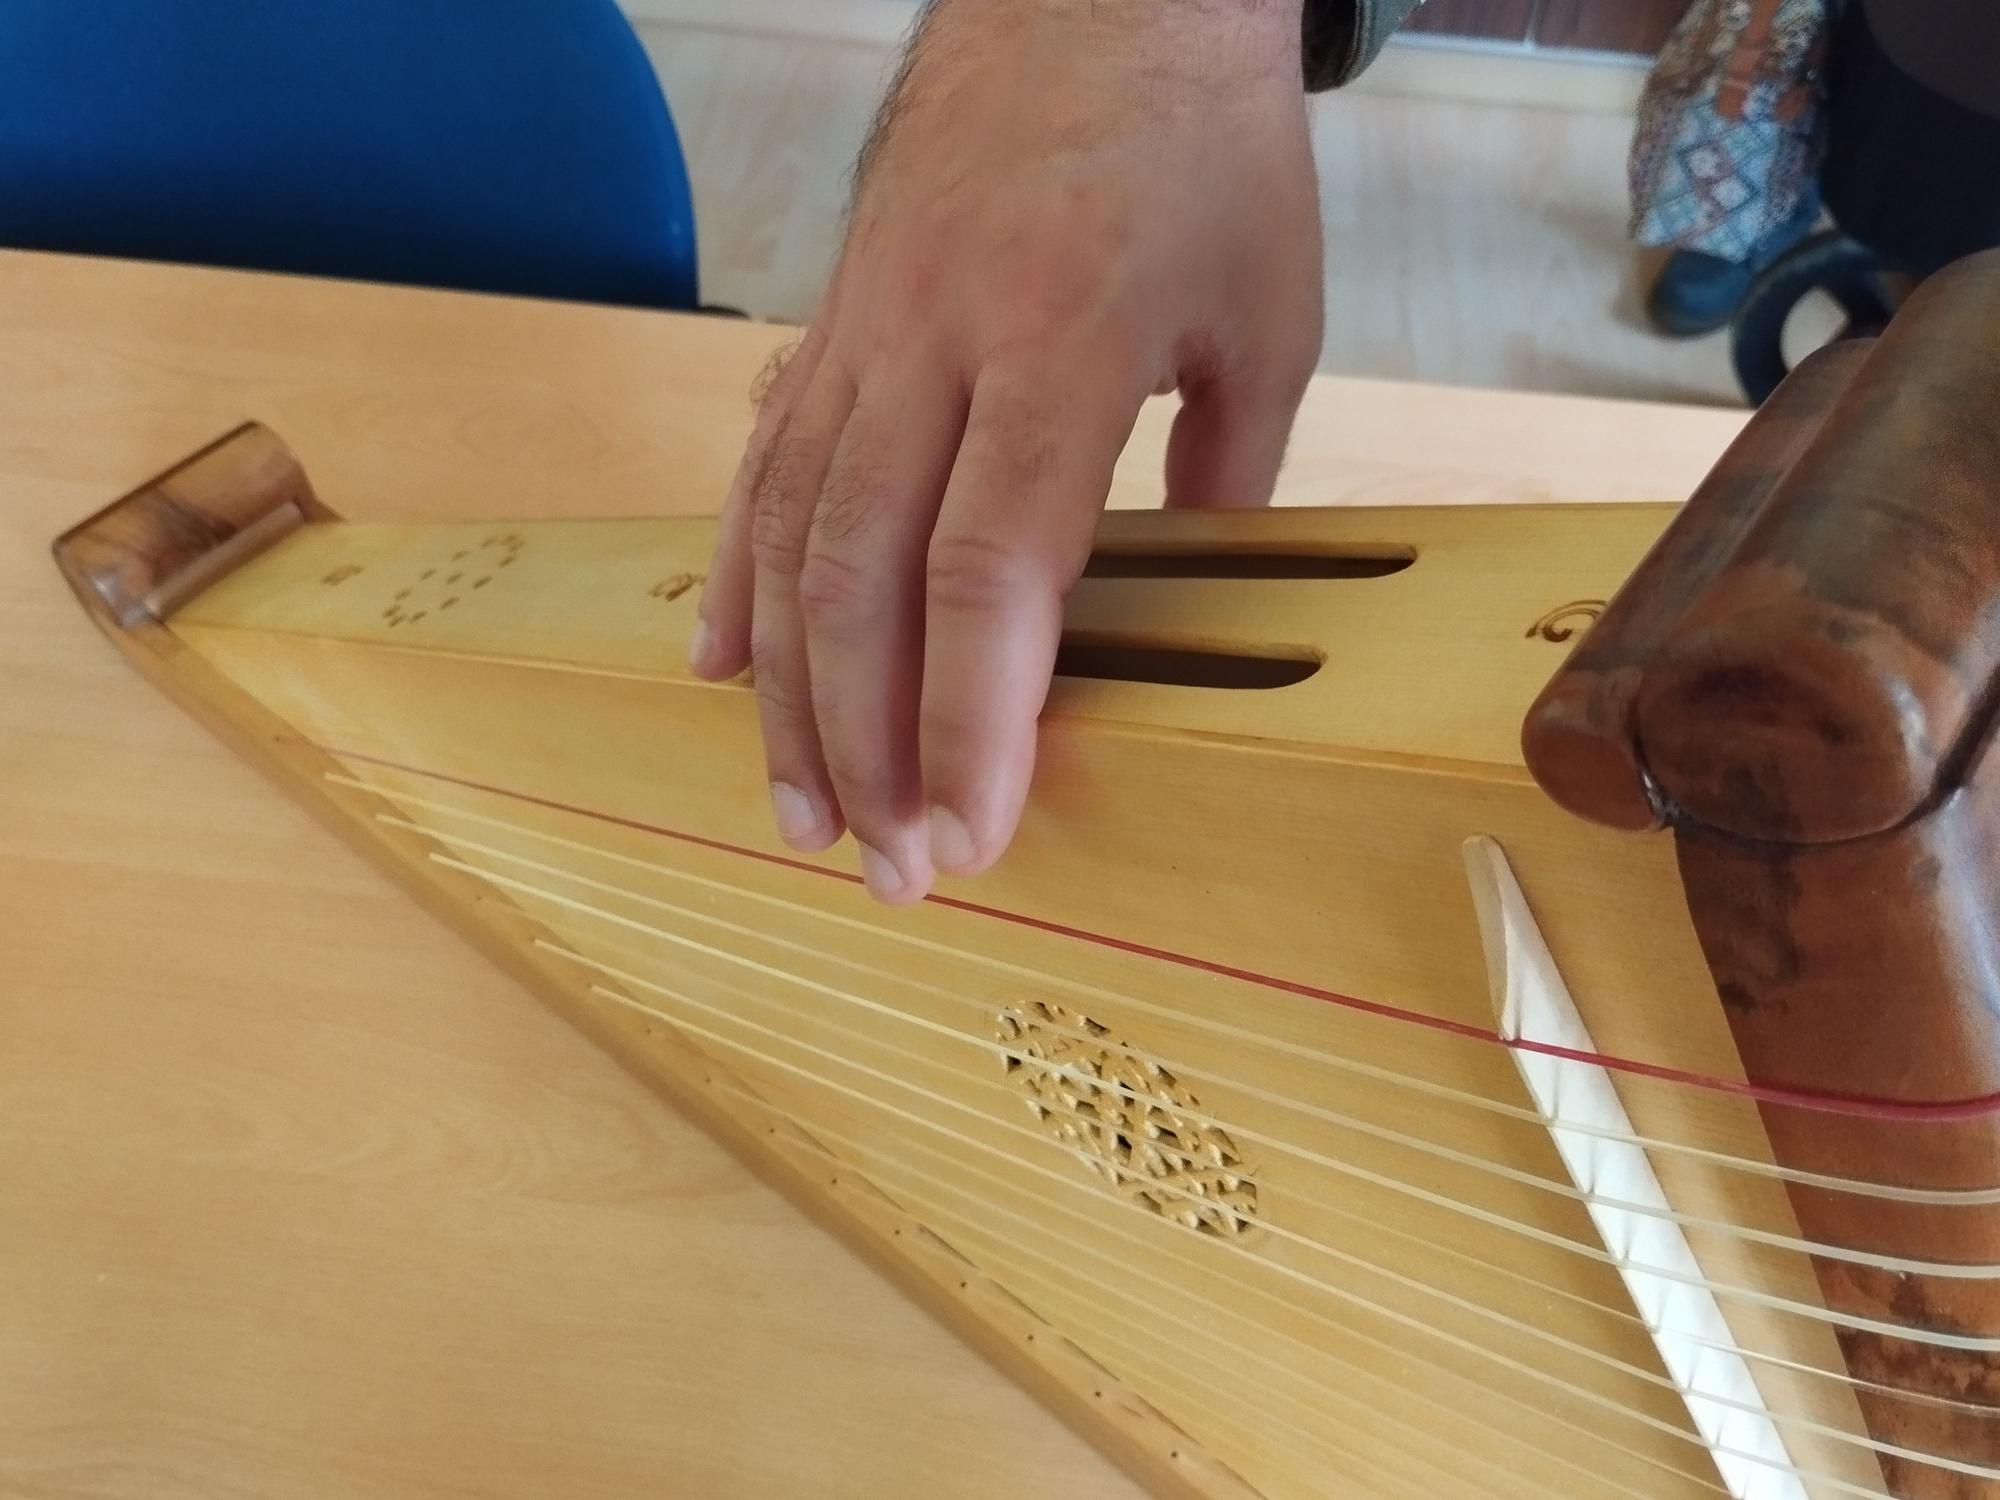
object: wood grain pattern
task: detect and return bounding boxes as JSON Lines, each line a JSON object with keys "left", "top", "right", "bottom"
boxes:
{"left": 52, "top": 424, "right": 331, "bottom": 626}
{"left": 0, "top": 251, "right": 1157, "bottom": 1500}
{"left": 134, "top": 436, "right": 1901, "bottom": 1497}
{"left": 1522, "top": 338, "right": 1874, "bottom": 830}
{"left": 1, "top": 247, "right": 1749, "bottom": 1500}
{"left": 1527, "top": 250, "right": 2000, "bottom": 1498}
{"left": 50, "top": 431, "right": 1246, "bottom": 1500}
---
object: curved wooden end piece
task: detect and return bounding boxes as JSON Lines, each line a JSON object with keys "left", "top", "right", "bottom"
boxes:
{"left": 1524, "top": 248, "right": 2000, "bottom": 841}
{"left": 1520, "top": 338, "right": 1872, "bottom": 830}
{"left": 53, "top": 422, "right": 333, "bottom": 631}
{"left": 1525, "top": 253, "right": 2000, "bottom": 1496}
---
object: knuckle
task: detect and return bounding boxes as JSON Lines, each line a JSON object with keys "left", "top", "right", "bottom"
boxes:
{"left": 748, "top": 439, "right": 813, "bottom": 574}
{"left": 926, "top": 530, "right": 1036, "bottom": 617}
{"left": 918, "top": 697, "right": 985, "bottom": 759}
{"left": 996, "top": 202, "right": 1131, "bottom": 329}
{"left": 971, "top": 389, "right": 1060, "bottom": 492}
{"left": 811, "top": 450, "right": 887, "bottom": 550}
{"left": 749, "top": 336, "right": 806, "bottom": 413}
{"left": 795, "top": 546, "right": 878, "bottom": 630}
{"left": 748, "top": 514, "right": 805, "bottom": 576}
{"left": 747, "top": 640, "right": 813, "bottom": 726}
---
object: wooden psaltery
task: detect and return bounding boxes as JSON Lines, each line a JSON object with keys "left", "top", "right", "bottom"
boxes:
{"left": 53, "top": 252, "right": 2000, "bottom": 1500}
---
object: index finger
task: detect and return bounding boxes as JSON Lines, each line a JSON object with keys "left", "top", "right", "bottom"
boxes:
{"left": 919, "top": 368, "right": 1145, "bottom": 878}
{"left": 691, "top": 331, "right": 825, "bottom": 681}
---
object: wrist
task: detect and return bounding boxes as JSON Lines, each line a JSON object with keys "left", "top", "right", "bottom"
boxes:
{"left": 1168, "top": 0, "right": 1309, "bottom": 55}
{"left": 933, "top": 0, "right": 1305, "bottom": 61}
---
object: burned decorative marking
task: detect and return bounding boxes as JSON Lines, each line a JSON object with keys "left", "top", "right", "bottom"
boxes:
{"left": 1527, "top": 600, "right": 1607, "bottom": 644}
{"left": 383, "top": 532, "right": 525, "bottom": 625}
{"left": 319, "top": 564, "right": 364, "bottom": 586}
{"left": 650, "top": 572, "right": 703, "bottom": 603}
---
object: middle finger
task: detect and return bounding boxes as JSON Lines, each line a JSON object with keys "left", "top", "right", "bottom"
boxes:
{"left": 748, "top": 364, "right": 856, "bottom": 854}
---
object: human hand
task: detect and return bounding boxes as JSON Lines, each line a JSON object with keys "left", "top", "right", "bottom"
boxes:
{"left": 690, "top": 0, "right": 1324, "bottom": 903}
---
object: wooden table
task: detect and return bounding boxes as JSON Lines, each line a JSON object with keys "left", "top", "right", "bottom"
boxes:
{"left": 0, "top": 249, "right": 1748, "bottom": 1500}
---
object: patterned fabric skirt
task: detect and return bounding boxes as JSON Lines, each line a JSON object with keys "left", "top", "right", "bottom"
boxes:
{"left": 1630, "top": 0, "right": 1830, "bottom": 263}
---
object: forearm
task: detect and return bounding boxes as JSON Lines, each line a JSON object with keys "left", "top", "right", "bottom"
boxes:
{"left": 894, "top": 0, "right": 1418, "bottom": 100}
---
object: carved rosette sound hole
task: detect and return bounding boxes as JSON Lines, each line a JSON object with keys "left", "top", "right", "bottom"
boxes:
{"left": 381, "top": 531, "right": 526, "bottom": 627}
{"left": 997, "top": 1000, "right": 1257, "bottom": 1237}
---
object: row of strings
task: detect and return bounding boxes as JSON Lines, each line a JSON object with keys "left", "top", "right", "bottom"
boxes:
{"left": 560, "top": 950, "right": 1999, "bottom": 1496}
{"left": 331, "top": 777, "right": 2000, "bottom": 1205}
{"left": 339, "top": 775, "right": 2000, "bottom": 1354}
{"left": 345, "top": 780, "right": 2000, "bottom": 1321}
{"left": 328, "top": 771, "right": 2000, "bottom": 1493}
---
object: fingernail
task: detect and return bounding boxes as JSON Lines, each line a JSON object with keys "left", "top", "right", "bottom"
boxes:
{"left": 928, "top": 807, "right": 977, "bottom": 875}
{"left": 687, "top": 619, "right": 718, "bottom": 676}
{"left": 769, "top": 782, "right": 823, "bottom": 847}
{"left": 858, "top": 843, "right": 911, "bottom": 904}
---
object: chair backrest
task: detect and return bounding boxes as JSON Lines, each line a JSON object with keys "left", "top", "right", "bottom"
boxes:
{"left": 1823, "top": 0, "right": 2000, "bottom": 272}
{"left": 0, "top": 0, "right": 698, "bottom": 309}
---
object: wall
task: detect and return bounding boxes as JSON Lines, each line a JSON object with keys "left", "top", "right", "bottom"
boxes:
{"left": 632, "top": 2, "right": 1748, "bottom": 406}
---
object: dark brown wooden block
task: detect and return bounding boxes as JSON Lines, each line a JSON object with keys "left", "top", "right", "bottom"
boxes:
{"left": 1526, "top": 249, "right": 2000, "bottom": 1497}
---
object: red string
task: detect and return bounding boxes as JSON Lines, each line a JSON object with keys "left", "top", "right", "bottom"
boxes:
{"left": 318, "top": 745, "right": 2000, "bottom": 1125}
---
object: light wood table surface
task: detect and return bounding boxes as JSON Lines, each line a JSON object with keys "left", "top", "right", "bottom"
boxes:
{"left": 0, "top": 249, "right": 1748, "bottom": 1500}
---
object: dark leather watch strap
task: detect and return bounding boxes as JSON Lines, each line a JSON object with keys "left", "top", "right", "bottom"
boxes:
{"left": 1303, "top": 0, "right": 1424, "bottom": 91}
{"left": 1301, "top": 0, "right": 1356, "bottom": 91}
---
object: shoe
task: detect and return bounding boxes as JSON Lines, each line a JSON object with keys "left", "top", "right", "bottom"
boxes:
{"left": 1646, "top": 196, "right": 1823, "bottom": 338}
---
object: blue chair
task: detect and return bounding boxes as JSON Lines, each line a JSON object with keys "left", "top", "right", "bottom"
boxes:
{"left": 0, "top": 0, "right": 699, "bottom": 310}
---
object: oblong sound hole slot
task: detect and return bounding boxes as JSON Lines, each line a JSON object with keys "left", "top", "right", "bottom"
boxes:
{"left": 1081, "top": 548, "right": 1412, "bottom": 580}
{"left": 1053, "top": 638, "right": 1319, "bottom": 690}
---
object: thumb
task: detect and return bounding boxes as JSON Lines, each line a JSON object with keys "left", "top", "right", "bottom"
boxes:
{"left": 1161, "top": 364, "right": 1313, "bottom": 511}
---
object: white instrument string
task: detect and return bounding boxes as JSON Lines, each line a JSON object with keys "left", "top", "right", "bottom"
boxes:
{"left": 1027, "top": 1321, "right": 1454, "bottom": 1500}
{"left": 427, "top": 841, "right": 2000, "bottom": 1344}
{"left": 730, "top": 1090, "right": 1719, "bottom": 1500}
{"left": 576, "top": 976, "right": 1936, "bottom": 1500}
{"left": 725, "top": 1085, "right": 1735, "bottom": 1499}
{"left": 725, "top": 1063, "right": 1996, "bottom": 1434}
{"left": 949, "top": 1226, "right": 1634, "bottom": 1500}
{"left": 558, "top": 924, "right": 1649, "bottom": 1330}
{"left": 348, "top": 787, "right": 2000, "bottom": 1416}
{"left": 752, "top": 1096, "right": 1768, "bottom": 1500}
{"left": 935, "top": 1209, "right": 1699, "bottom": 1500}
{"left": 561, "top": 958, "right": 2000, "bottom": 1486}
{"left": 582, "top": 975, "right": 1740, "bottom": 1473}
{"left": 336, "top": 774, "right": 2000, "bottom": 1207}
{"left": 937, "top": 1201, "right": 1587, "bottom": 1500}
{"left": 324, "top": 777, "right": 2000, "bottom": 1424}
{"left": 420, "top": 823, "right": 2000, "bottom": 1285}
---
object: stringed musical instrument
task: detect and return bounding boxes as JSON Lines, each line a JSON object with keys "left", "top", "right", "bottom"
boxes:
{"left": 53, "top": 252, "right": 2000, "bottom": 1500}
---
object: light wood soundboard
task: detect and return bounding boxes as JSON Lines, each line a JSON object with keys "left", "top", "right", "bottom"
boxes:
{"left": 0, "top": 248, "right": 1749, "bottom": 1498}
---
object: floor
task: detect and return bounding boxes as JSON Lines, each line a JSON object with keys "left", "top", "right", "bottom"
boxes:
{"left": 638, "top": 21, "right": 1748, "bottom": 407}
